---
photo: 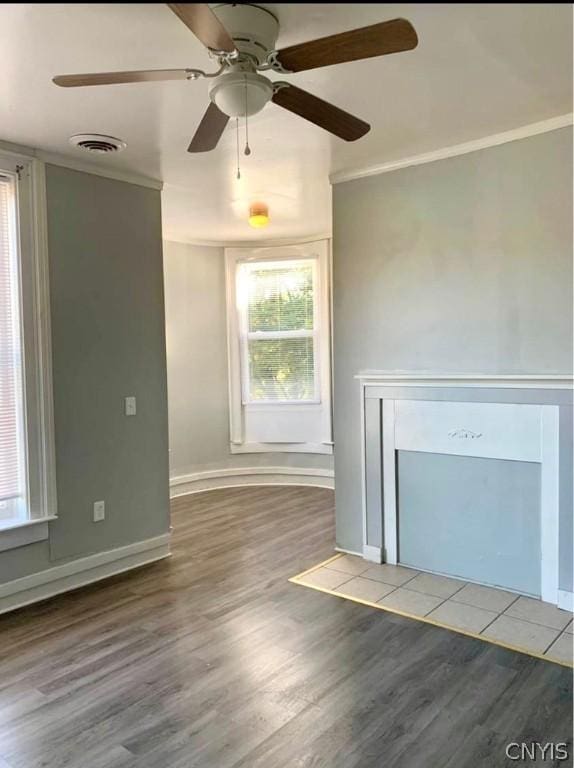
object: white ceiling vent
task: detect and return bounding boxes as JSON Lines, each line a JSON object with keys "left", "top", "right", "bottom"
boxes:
{"left": 69, "top": 134, "right": 127, "bottom": 154}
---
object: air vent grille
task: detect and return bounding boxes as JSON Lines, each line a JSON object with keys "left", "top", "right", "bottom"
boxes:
{"left": 69, "top": 134, "right": 127, "bottom": 154}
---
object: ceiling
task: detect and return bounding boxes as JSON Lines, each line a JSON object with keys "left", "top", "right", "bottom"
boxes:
{"left": 0, "top": 3, "right": 572, "bottom": 243}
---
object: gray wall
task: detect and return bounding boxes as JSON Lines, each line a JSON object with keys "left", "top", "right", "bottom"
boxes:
{"left": 0, "top": 165, "right": 170, "bottom": 583}
{"left": 333, "top": 127, "right": 573, "bottom": 556}
{"left": 164, "top": 240, "right": 334, "bottom": 477}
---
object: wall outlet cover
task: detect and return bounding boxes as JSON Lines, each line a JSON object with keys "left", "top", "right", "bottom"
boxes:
{"left": 93, "top": 500, "right": 105, "bottom": 522}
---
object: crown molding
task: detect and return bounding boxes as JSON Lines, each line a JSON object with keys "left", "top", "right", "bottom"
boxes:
{"left": 330, "top": 114, "right": 573, "bottom": 185}
{"left": 163, "top": 233, "right": 332, "bottom": 248}
{"left": 37, "top": 151, "right": 163, "bottom": 190}
{"left": 0, "top": 140, "right": 162, "bottom": 190}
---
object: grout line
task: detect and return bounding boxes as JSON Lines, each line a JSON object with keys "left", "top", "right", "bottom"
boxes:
{"left": 419, "top": 593, "right": 453, "bottom": 617}
{"left": 542, "top": 634, "right": 560, "bottom": 656}
{"left": 403, "top": 579, "right": 468, "bottom": 615}
{"left": 475, "top": 594, "right": 523, "bottom": 637}
{"left": 330, "top": 575, "right": 355, "bottom": 591}
{"left": 500, "top": 594, "right": 525, "bottom": 616}
{"left": 500, "top": 594, "right": 573, "bottom": 633}
{"left": 291, "top": 553, "right": 344, "bottom": 581}
{"left": 478, "top": 610, "right": 505, "bottom": 637}
{"left": 359, "top": 570, "right": 420, "bottom": 589}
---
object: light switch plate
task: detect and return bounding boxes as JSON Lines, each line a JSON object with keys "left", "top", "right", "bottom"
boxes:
{"left": 93, "top": 500, "right": 105, "bottom": 522}
{"left": 125, "top": 396, "right": 136, "bottom": 416}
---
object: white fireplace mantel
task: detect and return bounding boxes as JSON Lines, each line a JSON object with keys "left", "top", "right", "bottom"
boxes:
{"left": 356, "top": 372, "right": 574, "bottom": 389}
{"left": 357, "top": 372, "right": 573, "bottom": 608}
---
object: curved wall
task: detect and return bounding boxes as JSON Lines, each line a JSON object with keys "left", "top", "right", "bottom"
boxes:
{"left": 163, "top": 240, "right": 334, "bottom": 492}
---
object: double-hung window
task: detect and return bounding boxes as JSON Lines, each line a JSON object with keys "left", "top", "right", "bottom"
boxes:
{"left": 226, "top": 240, "right": 332, "bottom": 453}
{"left": 0, "top": 152, "right": 56, "bottom": 550}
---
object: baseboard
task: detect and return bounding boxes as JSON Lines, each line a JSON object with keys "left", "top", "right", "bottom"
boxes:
{"left": 558, "top": 590, "right": 574, "bottom": 612}
{"left": 335, "top": 546, "right": 363, "bottom": 557}
{"left": 170, "top": 466, "right": 335, "bottom": 497}
{"left": 363, "top": 544, "right": 383, "bottom": 563}
{"left": 0, "top": 533, "right": 171, "bottom": 616}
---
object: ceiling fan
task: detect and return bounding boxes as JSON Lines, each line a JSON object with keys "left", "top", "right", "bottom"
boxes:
{"left": 53, "top": 3, "right": 418, "bottom": 152}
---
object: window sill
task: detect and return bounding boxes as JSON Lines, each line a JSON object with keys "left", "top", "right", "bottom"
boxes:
{"left": 0, "top": 515, "right": 57, "bottom": 553}
{"left": 230, "top": 442, "right": 333, "bottom": 455}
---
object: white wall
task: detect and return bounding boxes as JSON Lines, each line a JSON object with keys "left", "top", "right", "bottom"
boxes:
{"left": 164, "top": 240, "right": 334, "bottom": 483}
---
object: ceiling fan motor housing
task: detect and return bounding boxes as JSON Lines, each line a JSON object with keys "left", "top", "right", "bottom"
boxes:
{"left": 213, "top": 4, "right": 279, "bottom": 65}
{"left": 209, "top": 70, "right": 273, "bottom": 117}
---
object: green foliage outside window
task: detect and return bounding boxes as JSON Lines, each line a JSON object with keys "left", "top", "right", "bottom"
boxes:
{"left": 247, "top": 264, "right": 316, "bottom": 401}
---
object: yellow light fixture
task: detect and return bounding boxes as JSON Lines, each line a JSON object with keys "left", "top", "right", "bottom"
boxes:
{"left": 248, "top": 202, "right": 269, "bottom": 228}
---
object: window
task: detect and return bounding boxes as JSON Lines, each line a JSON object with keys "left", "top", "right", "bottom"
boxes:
{"left": 239, "top": 259, "right": 318, "bottom": 403}
{"left": 0, "top": 173, "right": 27, "bottom": 524}
{"left": 0, "top": 152, "right": 56, "bottom": 549}
{"left": 226, "top": 241, "right": 332, "bottom": 454}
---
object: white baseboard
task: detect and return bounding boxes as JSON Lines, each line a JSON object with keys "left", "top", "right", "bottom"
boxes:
{"left": 362, "top": 544, "right": 383, "bottom": 563}
{"left": 170, "top": 466, "right": 335, "bottom": 497}
{"left": 558, "top": 590, "right": 574, "bottom": 612}
{"left": 335, "top": 546, "right": 363, "bottom": 557}
{"left": 0, "top": 533, "right": 170, "bottom": 616}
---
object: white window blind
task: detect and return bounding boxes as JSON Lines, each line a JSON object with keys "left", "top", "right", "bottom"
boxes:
{"left": 0, "top": 174, "right": 26, "bottom": 522}
{"left": 239, "top": 259, "right": 319, "bottom": 403}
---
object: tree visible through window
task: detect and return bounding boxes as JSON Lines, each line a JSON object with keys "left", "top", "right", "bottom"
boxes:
{"left": 239, "top": 260, "right": 318, "bottom": 402}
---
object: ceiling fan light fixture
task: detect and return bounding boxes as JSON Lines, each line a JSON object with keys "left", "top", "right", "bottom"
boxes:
{"left": 209, "top": 71, "right": 273, "bottom": 117}
{"left": 248, "top": 202, "right": 269, "bottom": 228}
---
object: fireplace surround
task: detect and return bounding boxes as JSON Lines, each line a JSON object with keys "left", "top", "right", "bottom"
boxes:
{"left": 357, "top": 373, "right": 573, "bottom": 608}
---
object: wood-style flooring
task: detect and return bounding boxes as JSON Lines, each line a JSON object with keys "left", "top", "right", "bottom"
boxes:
{"left": 0, "top": 486, "right": 572, "bottom": 768}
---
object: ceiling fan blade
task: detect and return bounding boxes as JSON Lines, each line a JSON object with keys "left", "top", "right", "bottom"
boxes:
{"left": 53, "top": 69, "right": 191, "bottom": 87}
{"left": 274, "top": 18, "right": 417, "bottom": 73}
{"left": 188, "top": 102, "right": 229, "bottom": 152}
{"left": 272, "top": 85, "right": 369, "bottom": 142}
{"left": 168, "top": 3, "right": 236, "bottom": 54}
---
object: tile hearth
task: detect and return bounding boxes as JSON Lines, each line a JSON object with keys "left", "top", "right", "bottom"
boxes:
{"left": 290, "top": 554, "right": 573, "bottom": 666}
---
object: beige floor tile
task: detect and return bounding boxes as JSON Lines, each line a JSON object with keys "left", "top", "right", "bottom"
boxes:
{"left": 450, "top": 582, "right": 518, "bottom": 613}
{"left": 378, "top": 587, "right": 443, "bottom": 617}
{"left": 336, "top": 576, "right": 396, "bottom": 603}
{"left": 564, "top": 620, "right": 573, "bottom": 634}
{"left": 324, "top": 554, "right": 370, "bottom": 577}
{"left": 504, "top": 596, "right": 573, "bottom": 631}
{"left": 544, "top": 634, "right": 574, "bottom": 665}
{"left": 361, "top": 564, "right": 418, "bottom": 587}
{"left": 427, "top": 600, "right": 498, "bottom": 634}
{"left": 482, "top": 615, "right": 560, "bottom": 654}
{"left": 303, "top": 567, "right": 352, "bottom": 591}
{"left": 406, "top": 572, "right": 466, "bottom": 599}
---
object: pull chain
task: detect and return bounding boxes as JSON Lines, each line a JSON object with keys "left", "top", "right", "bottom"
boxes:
{"left": 235, "top": 118, "right": 241, "bottom": 179}
{"left": 244, "top": 75, "right": 251, "bottom": 156}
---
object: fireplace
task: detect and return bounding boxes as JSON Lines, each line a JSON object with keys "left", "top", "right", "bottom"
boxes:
{"left": 358, "top": 373, "right": 573, "bottom": 608}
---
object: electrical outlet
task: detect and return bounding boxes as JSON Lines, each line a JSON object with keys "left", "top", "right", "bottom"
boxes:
{"left": 93, "top": 500, "right": 105, "bottom": 522}
{"left": 125, "top": 396, "right": 136, "bottom": 416}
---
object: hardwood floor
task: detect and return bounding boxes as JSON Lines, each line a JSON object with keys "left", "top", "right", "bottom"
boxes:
{"left": 0, "top": 486, "right": 571, "bottom": 768}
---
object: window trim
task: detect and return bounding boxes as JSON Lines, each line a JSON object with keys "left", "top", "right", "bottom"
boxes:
{"left": 0, "top": 150, "right": 57, "bottom": 548}
{"left": 225, "top": 240, "right": 333, "bottom": 455}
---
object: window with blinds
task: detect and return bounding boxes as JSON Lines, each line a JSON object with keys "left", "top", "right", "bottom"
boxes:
{"left": 238, "top": 259, "right": 319, "bottom": 403}
{"left": 0, "top": 173, "right": 26, "bottom": 523}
